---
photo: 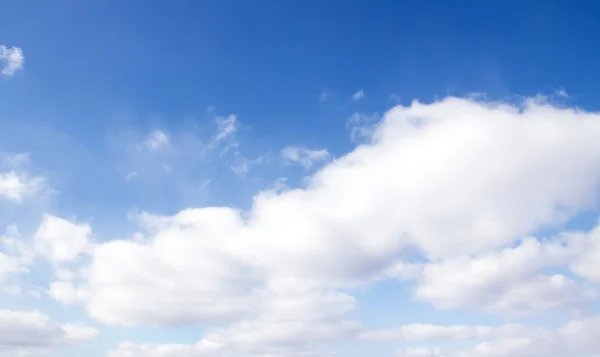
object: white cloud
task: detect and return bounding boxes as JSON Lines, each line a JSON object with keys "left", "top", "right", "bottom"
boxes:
{"left": 48, "top": 281, "right": 83, "bottom": 305}
{"left": 569, "top": 223, "right": 600, "bottom": 283}
{"left": 39, "top": 97, "right": 600, "bottom": 356}
{"left": 346, "top": 112, "right": 379, "bottom": 143}
{"left": 138, "top": 130, "right": 169, "bottom": 152}
{"left": 0, "top": 171, "right": 45, "bottom": 203}
{"left": 212, "top": 115, "right": 237, "bottom": 143}
{"left": 0, "top": 251, "right": 26, "bottom": 284}
{"left": 397, "top": 347, "right": 444, "bottom": 357}
{"left": 280, "top": 146, "right": 330, "bottom": 169}
{"left": 389, "top": 316, "right": 600, "bottom": 357}
{"left": 108, "top": 289, "right": 358, "bottom": 356}
{"left": 0, "top": 309, "right": 97, "bottom": 356}
{"left": 0, "top": 45, "right": 24, "bottom": 76}
{"left": 34, "top": 214, "right": 93, "bottom": 264}
{"left": 406, "top": 238, "right": 594, "bottom": 317}
{"left": 362, "top": 323, "right": 524, "bottom": 342}
{"left": 0, "top": 225, "right": 33, "bottom": 286}
{"left": 352, "top": 89, "right": 365, "bottom": 101}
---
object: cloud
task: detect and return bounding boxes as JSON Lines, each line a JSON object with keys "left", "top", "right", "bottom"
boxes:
{"left": 0, "top": 225, "right": 33, "bottom": 287}
{"left": 362, "top": 323, "right": 526, "bottom": 342}
{"left": 555, "top": 88, "right": 569, "bottom": 98}
{"left": 405, "top": 238, "right": 594, "bottom": 317}
{"left": 212, "top": 115, "right": 237, "bottom": 143}
{"left": 346, "top": 112, "right": 380, "bottom": 143}
{"left": 568, "top": 223, "right": 600, "bottom": 283}
{"left": 138, "top": 130, "right": 169, "bottom": 152}
{"left": 0, "top": 45, "right": 24, "bottom": 76}
{"left": 0, "top": 172, "right": 45, "bottom": 203}
{"left": 0, "top": 251, "right": 27, "bottom": 284}
{"left": 387, "top": 316, "right": 600, "bottom": 357}
{"left": 397, "top": 347, "right": 444, "bottom": 357}
{"left": 280, "top": 146, "right": 330, "bottom": 169}
{"left": 34, "top": 214, "right": 93, "bottom": 264}
{"left": 319, "top": 90, "right": 331, "bottom": 102}
{"left": 0, "top": 309, "right": 97, "bottom": 356}
{"left": 352, "top": 89, "right": 365, "bottom": 101}
{"left": 37, "top": 96, "right": 600, "bottom": 356}
{"left": 108, "top": 290, "right": 358, "bottom": 356}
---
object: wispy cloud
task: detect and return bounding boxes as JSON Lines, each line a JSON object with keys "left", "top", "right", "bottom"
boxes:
{"left": 137, "top": 130, "right": 169, "bottom": 152}
{"left": 212, "top": 115, "right": 238, "bottom": 143}
{"left": 319, "top": 90, "right": 331, "bottom": 102}
{"left": 346, "top": 112, "right": 379, "bottom": 143}
{"left": 352, "top": 89, "right": 365, "bottom": 101}
{"left": 555, "top": 88, "right": 569, "bottom": 98}
{"left": 280, "top": 146, "right": 330, "bottom": 169}
{"left": 0, "top": 45, "right": 24, "bottom": 76}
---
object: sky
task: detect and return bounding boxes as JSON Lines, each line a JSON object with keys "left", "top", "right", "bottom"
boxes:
{"left": 2, "top": 1, "right": 600, "bottom": 356}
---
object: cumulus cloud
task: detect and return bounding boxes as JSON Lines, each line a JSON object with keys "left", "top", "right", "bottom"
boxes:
{"left": 64, "top": 98, "right": 600, "bottom": 324}
{"left": 106, "top": 289, "right": 357, "bottom": 356}
{"left": 386, "top": 316, "right": 600, "bottom": 357}
{"left": 569, "top": 223, "right": 600, "bottom": 283}
{"left": 0, "top": 309, "right": 97, "bottom": 356}
{"left": 404, "top": 238, "right": 595, "bottom": 317}
{"left": 280, "top": 146, "right": 330, "bottom": 169}
{"left": 362, "top": 323, "right": 526, "bottom": 342}
{"left": 0, "top": 225, "right": 33, "bottom": 288}
{"left": 397, "top": 347, "right": 444, "bottom": 357}
{"left": 0, "top": 45, "right": 24, "bottom": 76}
{"left": 34, "top": 214, "right": 93, "bottom": 264}
{"left": 0, "top": 251, "right": 26, "bottom": 284}
{"left": 109, "top": 290, "right": 359, "bottom": 357}
{"left": 37, "top": 96, "right": 600, "bottom": 356}
{"left": 0, "top": 171, "right": 45, "bottom": 203}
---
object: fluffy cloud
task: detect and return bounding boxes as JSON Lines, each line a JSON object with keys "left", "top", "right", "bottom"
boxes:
{"left": 27, "top": 96, "right": 600, "bottom": 357}
{"left": 569, "top": 223, "right": 600, "bottom": 283}
{"left": 0, "top": 251, "right": 25, "bottom": 284}
{"left": 108, "top": 289, "right": 357, "bottom": 356}
{"left": 388, "top": 316, "right": 600, "bottom": 357}
{"left": 34, "top": 214, "right": 93, "bottom": 264}
{"left": 57, "top": 97, "right": 600, "bottom": 332}
{"left": 0, "top": 309, "right": 97, "bottom": 357}
{"left": 362, "top": 323, "right": 525, "bottom": 342}
{"left": 402, "top": 237, "right": 595, "bottom": 317}
{"left": 0, "top": 225, "right": 33, "bottom": 287}
{"left": 280, "top": 146, "right": 330, "bottom": 169}
{"left": 0, "top": 171, "right": 45, "bottom": 203}
{"left": 0, "top": 45, "right": 24, "bottom": 76}
{"left": 397, "top": 347, "right": 444, "bottom": 357}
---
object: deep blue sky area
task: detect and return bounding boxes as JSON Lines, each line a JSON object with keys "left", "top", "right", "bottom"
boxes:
{"left": 2, "top": 0, "right": 600, "bottom": 138}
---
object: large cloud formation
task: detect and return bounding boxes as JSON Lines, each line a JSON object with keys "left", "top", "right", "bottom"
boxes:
{"left": 0, "top": 309, "right": 97, "bottom": 357}
{"left": 41, "top": 97, "right": 600, "bottom": 356}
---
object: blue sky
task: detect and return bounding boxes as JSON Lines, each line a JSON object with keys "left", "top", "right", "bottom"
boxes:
{"left": 2, "top": 1, "right": 600, "bottom": 357}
